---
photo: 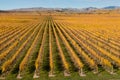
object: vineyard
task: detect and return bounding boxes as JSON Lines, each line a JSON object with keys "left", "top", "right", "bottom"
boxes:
{"left": 0, "top": 13, "right": 120, "bottom": 80}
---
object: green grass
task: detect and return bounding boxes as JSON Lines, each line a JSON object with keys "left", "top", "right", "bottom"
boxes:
{"left": 4, "top": 70, "right": 120, "bottom": 80}
{"left": 51, "top": 23, "right": 63, "bottom": 73}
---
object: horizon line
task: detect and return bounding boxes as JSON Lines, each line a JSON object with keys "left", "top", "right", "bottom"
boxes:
{"left": 1, "top": 5, "right": 120, "bottom": 10}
